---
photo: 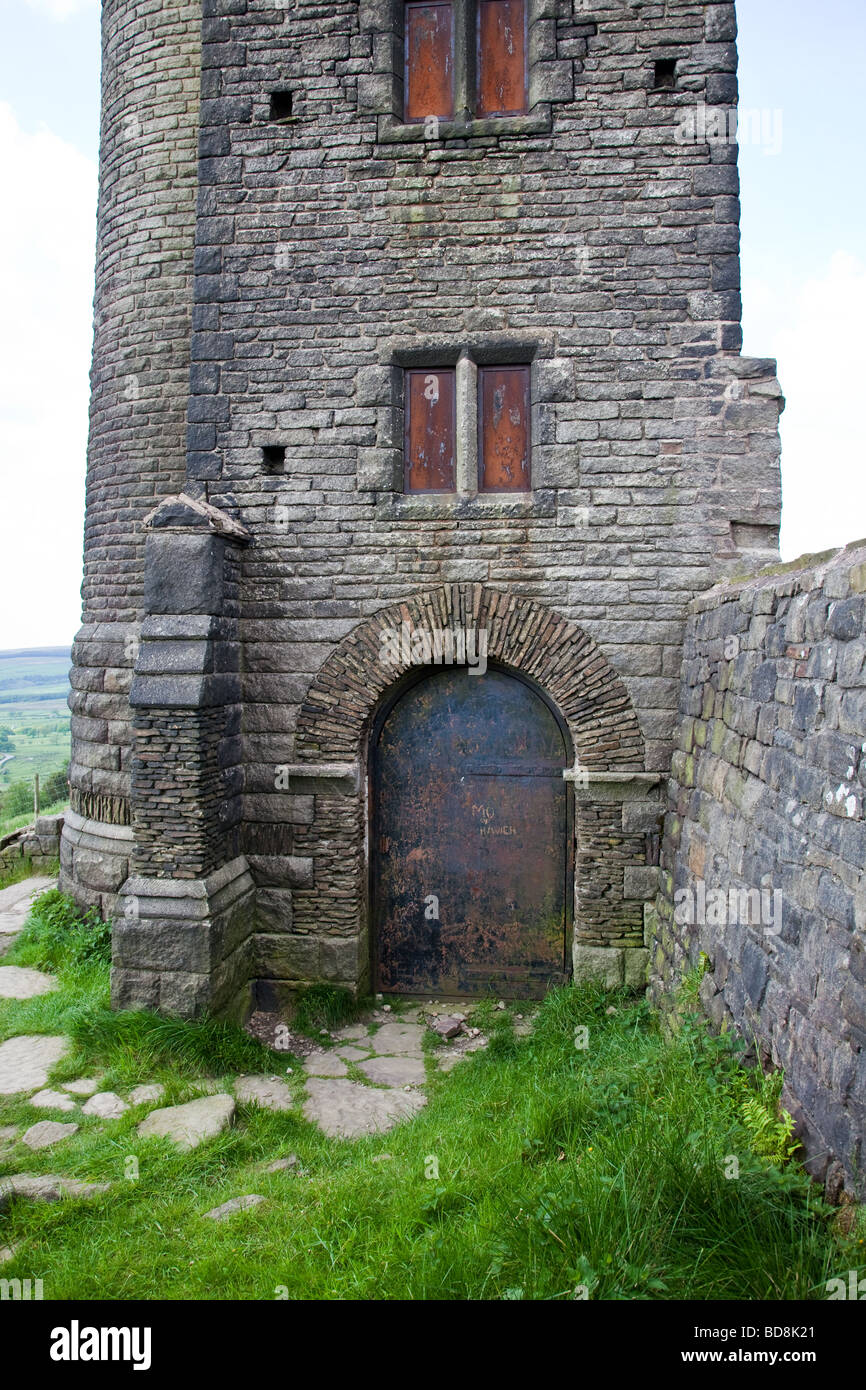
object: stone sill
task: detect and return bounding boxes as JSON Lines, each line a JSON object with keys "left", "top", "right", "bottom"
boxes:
{"left": 278, "top": 763, "right": 360, "bottom": 795}
{"left": 120, "top": 856, "right": 253, "bottom": 908}
{"left": 375, "top": 490, "right": 556, "bottom": 522}
{"left": 376, "top": 106, "right": 552, "bottom": 147}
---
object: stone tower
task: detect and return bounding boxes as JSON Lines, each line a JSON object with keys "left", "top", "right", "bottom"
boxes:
{"left": 62, "top": 0, "right": 784, "bottom": 1019}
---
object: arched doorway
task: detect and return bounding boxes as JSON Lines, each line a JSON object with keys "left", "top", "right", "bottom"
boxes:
{"left": 371, "top": 665, "right": 573, "bottom": 997}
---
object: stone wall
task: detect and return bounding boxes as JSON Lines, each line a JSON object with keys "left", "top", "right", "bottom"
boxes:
{"left": 111, "top": 494, "right": 256, "bottom": 1017}
{"left": 61, "top": 0, "right": 203, "bottom": 911}
{"left": 654, "top": 541, "right": 866, "bottom": 1196}
{"left": 176, "top": 0, "right": 781, "bottom": 1005}
{"left": 0, "top": 815, "right": 65, "bottom": 874}
{"left": 68, "top": 0, "right": 789, "bottom": 1013}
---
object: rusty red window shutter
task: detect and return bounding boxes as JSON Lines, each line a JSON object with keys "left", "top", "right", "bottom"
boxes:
{"left": 405, "top": 368, "right": 457, "bottom": 492}
{"left": 404, "top": 2, "right": 455, "bottom": 123}
{"left": 478, "top": 365, "right": 531, "bottom": 492}
{"left": 477, "top": 0, "right": 528, "bottom": 118}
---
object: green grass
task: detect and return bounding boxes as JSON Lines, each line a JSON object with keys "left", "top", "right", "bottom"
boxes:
{"left": 0, "top": 856, "right": 59, "bottom": 893}
{"left": 0, "top": 892, "right": 862, "bottom": 1301}
{"left": 0, "top": 797, "right": 68, "bottom": 843}
{"left": 1, "top": 892, "right": 286, "bottom": 1085}
{"left": 292, "top": 983, "right": 370, "bottom": 1037}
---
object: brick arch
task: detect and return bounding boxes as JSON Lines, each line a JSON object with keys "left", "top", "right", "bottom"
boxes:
{"left": 294, "top": 584, "right": 644, "bottom": 770}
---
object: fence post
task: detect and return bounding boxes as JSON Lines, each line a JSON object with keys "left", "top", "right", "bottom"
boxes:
{"left": 33, "top": 773, "right": 39, "bottom": 820}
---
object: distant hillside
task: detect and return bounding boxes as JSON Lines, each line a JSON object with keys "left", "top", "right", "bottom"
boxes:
{"left": 0, "top": 650, "right": 72, "bottom": 805}
{"left": 0, "top": 647, "right": 72, "bottom": 658}
{"left": 0, "top": 648, "right": 72, "bottom": 705}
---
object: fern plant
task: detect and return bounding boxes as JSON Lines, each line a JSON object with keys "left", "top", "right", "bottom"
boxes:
{"left": 678, "top": 951, "right": 711, "bottom": 1007}
{"left": 734, "top": 1066, "right": 799, "bottom": 1164}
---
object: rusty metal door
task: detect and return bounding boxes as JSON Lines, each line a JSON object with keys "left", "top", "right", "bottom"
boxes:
{"left": 372, "top": 666, "right": 572, "bottom": 997}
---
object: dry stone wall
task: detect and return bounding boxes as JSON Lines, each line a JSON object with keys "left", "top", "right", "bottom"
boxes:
{"left": 0, "top": 816, "right": 64, "bottom": 874}
{"left": 654, "top": 542, "right": 866, "bottom": 1196}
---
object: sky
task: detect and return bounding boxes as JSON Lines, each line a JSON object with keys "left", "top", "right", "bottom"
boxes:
{"left": 0, "top": 0, "right": 863, "bottom": 648}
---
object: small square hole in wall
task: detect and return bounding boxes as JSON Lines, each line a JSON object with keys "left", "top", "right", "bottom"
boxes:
{"left": 262, "top": 445, "right": 286, "bottom": 474}
{"left": 653, "top": 59, "right": 677, "bottom": 91}
{"left": 269, "top": 90, "right": 294, "bottom": 123}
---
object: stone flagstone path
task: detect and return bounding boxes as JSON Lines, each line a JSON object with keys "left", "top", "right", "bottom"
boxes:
{"left": 0, "top": 995, "right": 513, "bottom": 1214}
{"left": 0, "top": 879, "right": 523, "bottom": 1216}
{"left": 22, "top": 1120, "right": 79, "bottom": 1151}
{"left": 306, "top": 1019, "right": 427, "bottom": 1095}
{"left": 137, "top": 1095, "right": 236, "bottom": 1151}
{"left": 0, "top": 965, "right": 57, "bottom": 1000}
{"left": 296, "top": 1008, "right": 488, "bottom": 1139}
{"left": 0, "top": 1007, "right": 495, "bottom": 1149}
{"left": 0, "top": 1174, "right": 110, "bottom": 1211}
{"left": 0, "top": 878, "right": 56, "bottom": 956}
{"left": 0, "top": 1035, "right": 69, "bottom": 1095}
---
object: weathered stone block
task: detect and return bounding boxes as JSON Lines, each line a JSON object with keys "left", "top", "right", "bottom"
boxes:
{"left": 256, "top": 933, "right": 320, "bottom": 980}
{"left": 573, "top": 945, "right": 623, "bottom": 989}
{"left": 256, "top": 888, "right": 293, "bottom": 933}
{"left": 535, "top": 357, "right": 573, "bottom": 403}
{"left": 623, "top": 866, "right": 660, "bottom": 901}
{"left": 320, "top": 936, "right": 362, "bottom": 981}
{"left": 73, "top": 848, "right": 128, "bottom": 894}
{"left": 110, "top": 968, "right": 161, "bottom": 1013}
{"left": 112, "top": 920, "right": 216, "bottom": 975}
{"left": 624, "top": 948, "right": 650, "bottom": 991}
{"left": 143, "top": 533, "right": 226, "bottom": 618}
{"left": 247, "top": 856, "right": 313, "bottom": 888}
{"left": 622, "top": 801, "right": 663, "bottom": 834}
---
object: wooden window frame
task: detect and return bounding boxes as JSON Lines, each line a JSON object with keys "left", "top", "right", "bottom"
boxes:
{"left": 362, "top": 0, "right": 576, "bottom": 146}
{"left": 402, "top": 357, "right": 532, "bottom": 497}
{"left": 358, "top": 341, "right": 569, "bottom": 500}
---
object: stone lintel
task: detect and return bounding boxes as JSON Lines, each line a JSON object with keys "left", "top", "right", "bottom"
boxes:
{"left": 566, "top": 770, "right": 663, "bottom": 802}
{"left": 376, "top": 108, "right": 552, "bottom": 145}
